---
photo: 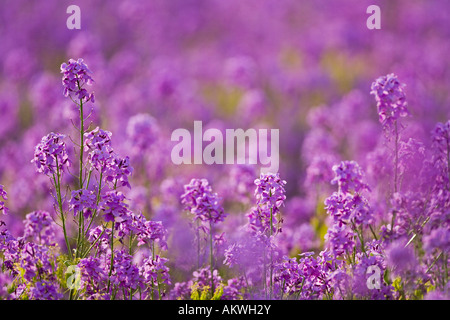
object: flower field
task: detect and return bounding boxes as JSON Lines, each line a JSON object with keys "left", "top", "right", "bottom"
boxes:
{"left": 0, "top": 0, "right": 449, "bottom": 300}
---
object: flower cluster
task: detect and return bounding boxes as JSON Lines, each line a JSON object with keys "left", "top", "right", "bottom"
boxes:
{"left": 181, "top": 178, "right": 226, "bottom": 225}
{"left": 60, "top": 58, "right": 94, "bottom": 103}
{"left": 31, "top": 133, "right": 70, "bottom": 176}
{"left": 69, "top": 189, "right": 97, "bottom": 218}
{"left": 0, "top": 185, "right": 8, "bottom": 215}
{"left": 254, "top": 173, "right": 287, "bottom": 213}
{"left": 370, "top": 73, "right": 409, "bottom": 127}
{"left": 331, "top": 161, "right": 369, "bottom": 194}
{"left": 23, "top": 211, "right": 57, "bottom": 246}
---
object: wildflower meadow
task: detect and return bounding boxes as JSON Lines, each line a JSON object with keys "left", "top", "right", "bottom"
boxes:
{"left": 0, "top": 0, "right": 449, "bottom": 302}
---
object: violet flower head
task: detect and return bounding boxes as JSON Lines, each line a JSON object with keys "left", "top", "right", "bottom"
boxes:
{"left": 69, "top": 189, "right": 97, "bottom": 218}
{"left": 370, "top": 73, "right": 409, "bottom": 127}
{"left": 324, "top": 224, "right": 356, "bottom": 257}
{"left": 23, "top": 210, "right": 57, "bottom": 246}
{"left": 100, "top": 191, "right": 132, "bottom": 224}
{"left": 331, "top": 160, "right": 369, "bottom": 194}
{"left": 0, "top": 185, "right": 9, "bottom": 215}
{"left": 325, "top": 192, "right": 373, "bottom": 226}
{"left": 126, "top": 113, "right": 159, "bottom": 151}
{"left": 181, "top": 178, "right": 226, "bottom": 225}
{"left": 84, "top": 127, "right": 114, "bottom": 171}
{"left": 104, "top": 155, "right": 133, "bottom": 189}
{"left": 140, "top": 255, "right": 171, "bottom": 286}
{"left": 246, "top": 205, "right": 280, "bottom": 235}
{"left": 32, "top": 132, "right": 70, "bottom": 176}
{"left": 254, "top": 172, "right": 287, "bottom": 212}
{"left": 29, "top": 280, "right": 62, "bottom": 300}
{"left": 60, "top": 58, "right": 95, "bottom": 103}
{"left": 431, "top": 120, "right": 450, "bottom": 188}
{"left": 108, "top": 250, "right": 143, "bottom": 294}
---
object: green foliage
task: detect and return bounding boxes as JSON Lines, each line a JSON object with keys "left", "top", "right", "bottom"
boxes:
{"left": 190, "top": 282, "right": 224, "bottom": 300}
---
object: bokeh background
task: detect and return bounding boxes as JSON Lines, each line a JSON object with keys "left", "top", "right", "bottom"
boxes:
{"left": 1, "top": 0, "right": 449, "bottom": 285}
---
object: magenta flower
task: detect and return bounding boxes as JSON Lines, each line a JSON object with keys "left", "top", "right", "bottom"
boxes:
{"left": 370, "top": 73, "right": 409, "bottom": 127}
{"left": 60, "top": 58, "right": 94, "bottom": 103}
{"left": 0, "top": 185, "right": 8, "bottom": 215}
{"left": 23, "top": 211, "right": 57, "bottom": 246}
{"left": 69, "top": 189, "right": 98, "bottom": 218}
{"left": 31, "top": 132, "right": 70, "bottom": 176}
{"left": 126, "top": 113, "right": 159, "bottom": 151}
{"left": 100, "top": 191, "right": 132, "bottom": 223}
{"left": 181, "top": 178, "right": 226, "bottom": 225}
{"left": 254, "top": 172, "right": 287, "bottom": 213}
{"left": 84, "top": 127, "right": 114, "bottom": 171}
{"left": 331, "top": 160, "right": 369, "bottom": 194}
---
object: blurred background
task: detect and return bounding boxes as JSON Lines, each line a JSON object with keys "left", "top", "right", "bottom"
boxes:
{"left": 0, "top": 0, "right": 449, "bottom": 270}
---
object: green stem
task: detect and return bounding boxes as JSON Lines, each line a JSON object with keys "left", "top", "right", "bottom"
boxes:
{"left": 209, "top": 220, "right": 215, "bottom": 299}
{"left": 84, "top": 171, "right": 103, "bottom": 238}
{"left": 269, "top": 206, "right": 273, "bottom": 300}
{"left": 76, "top": 87, "right": 85, "bottom": 259}
{"left": 107, "top": 221, "right": 115, "bottom": 296}
{"left": 53, "top": 164, "right": 71, "bottom": 260}
{"left": 369, "top": 224, "right": 378, "bottom": 240}
{"left": 394, "top": 120, "right": 399, "bottom": 194}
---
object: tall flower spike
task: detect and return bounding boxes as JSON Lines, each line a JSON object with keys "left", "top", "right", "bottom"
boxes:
{"left": 32, "top": 132, "right": 71, "bottom": 176}
{"left": 0, "top": 185, "right": 8, "bottom": 215}
{"left": 331, "top": 160, "right": 369, "bottom": 194}
{"left": 60, "top": 58, "right": 95, "bottom": 103}
{"left": 181, "top": 178, "right": 226, "bottom": 225}
{"left": 370, "top": 73, "right": 409, "bottom": 128}
{"left": 254, "top": 172, "right": 287, "bottom": 212}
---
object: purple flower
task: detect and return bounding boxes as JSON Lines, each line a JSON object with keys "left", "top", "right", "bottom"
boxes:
{"left": 107, "top": 250, "right": 143, "bottom": 295}
{"left": 60, "top": 58, "right": 94, "bottom": 103}
{"left": 104, "top": 155, "right": 134, "bottom": 189}
{"left": 181, "top": 178, "right": 226, "bottom": 225}
{"left": 192, "top": 267, "right": 223, "bottom": 292}
{"left": 69, "top": 189, "right": 97, "bottom": 218}
{"left": 31, "top": 132, "right": 70, "bottom": 176}
{"left": 23, "top": 211, "right": 57, "bottom": 246}
{"left": 0, "top": 185, "right": 9, "bottom": 215}
{"left": 222, "top": 276, "right": 247, "bottom": 300}
{"left": 352, "top": 253, "right": 393, "bottom": 300}
{"left": 331, "top": 160, "right": 369, "bottom": 194}
{"left": 325, "top": 192, "right": 373, "bottom": 227}
{"left": 431, "top": 121, "right": 450, "bottom": 189}
{"left": 78, "top": 256, "right": 109, "bottom": 299}
{"left": 18, "top": 242, "right": 55, "bottom": 282}
{"left": 140, "top": 255, "right": 171, "bottom": 298}
{"left": 324, "top": 224, "right": 356, "bottom": 257}
{"left": 100, "top": 191, "right": 132, "bottom": 224}
{"left": 370, "top": 73, "right": 409, "bottom": 127}
{"left": 84, "top": 127, "right": 114, "bottom": 171}
{"left": 87, "top": 226, "right": 111, "bottom": 254}
{"left": 169, "top": 281, "right": 193, "bottom": 300}
{"left": 126, "top": 113, "right": 159, "bottom": 151}
{"left": 254, "top": 173, "right": 287, "bottom": 213}
{"left": 0, "top": 273, "right": 12, "bottom": 299}
{"left": 304, "top": 155, "right": 338, "bottom": 190}
{"left": 246, "top": 205, "right": 281, "bottom": 235}
{"left": 29, "top": 280, "right": 62, "bottom": 300}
